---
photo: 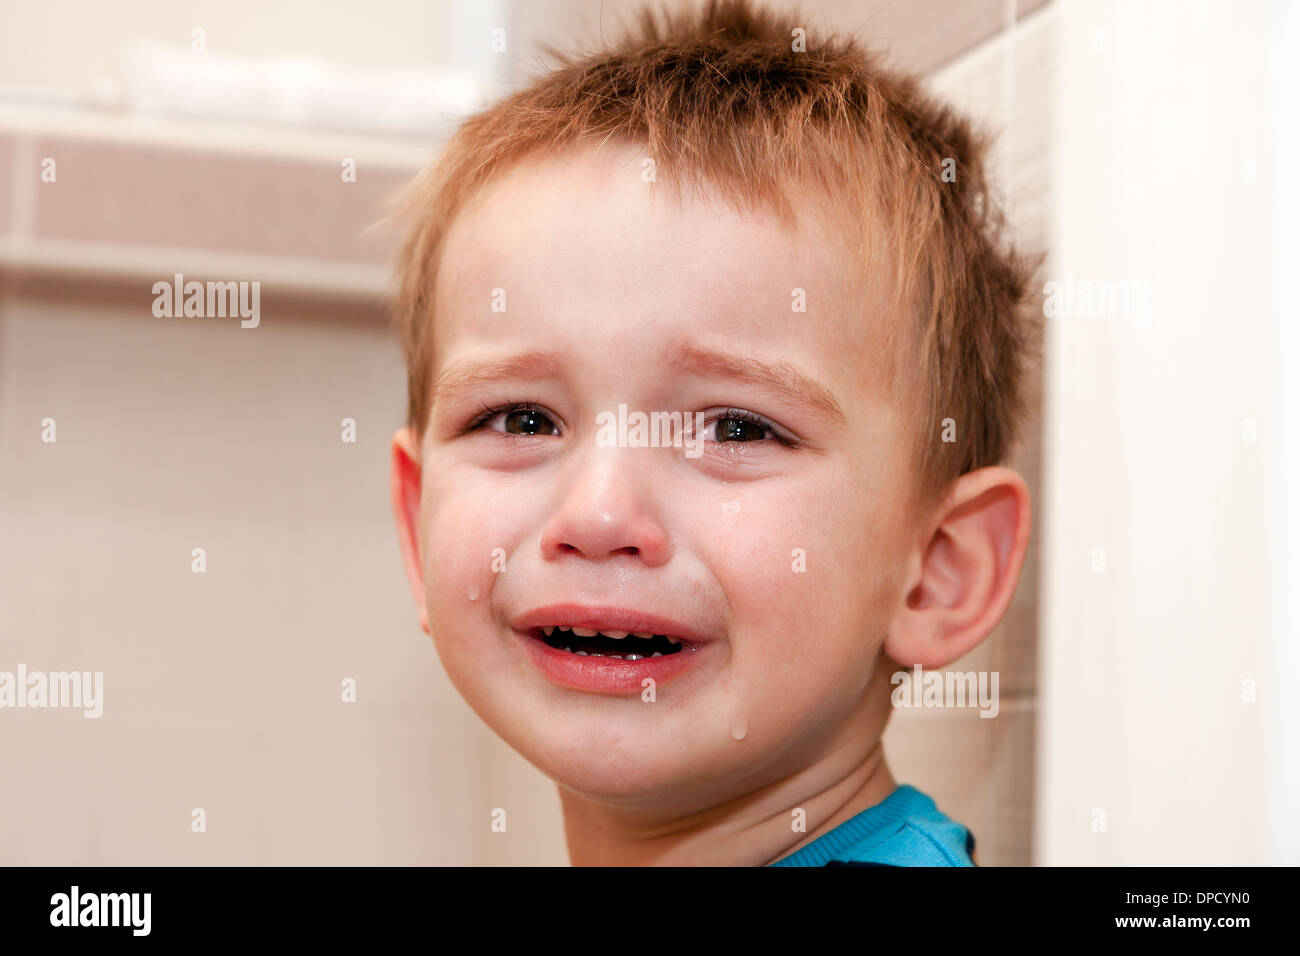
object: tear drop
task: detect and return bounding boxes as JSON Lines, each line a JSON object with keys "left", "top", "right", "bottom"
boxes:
{"left": 467, "top": 582, "right": 480, "bottom": 602}
{"left": 731, "top": 716, "right": 748, "bottom": 741}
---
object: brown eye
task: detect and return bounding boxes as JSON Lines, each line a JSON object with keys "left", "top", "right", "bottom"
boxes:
{"left": 696, "top": 407, "right": 798, "bottom": 448}
{"left": 501, "top": 407, "right": 559, "bottom": 436}
{"left": 714, "top": 416, "right": 768, "bottom": 442}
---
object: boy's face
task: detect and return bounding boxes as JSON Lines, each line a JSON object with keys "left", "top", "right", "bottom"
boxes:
{"left": 406, "top": 143, "right": 924, "bottom": 810}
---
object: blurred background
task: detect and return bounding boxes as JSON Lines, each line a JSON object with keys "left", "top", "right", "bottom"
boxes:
{"left": 0, "top": 0, "right": 1295, "bottom": 865}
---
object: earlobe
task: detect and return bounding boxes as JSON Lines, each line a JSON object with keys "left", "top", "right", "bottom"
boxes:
{"left": 884, "top": 467, "right": 1031, "bottom": 669}
{"left": 390, "top": 427, "right": 430, "bottom": 635}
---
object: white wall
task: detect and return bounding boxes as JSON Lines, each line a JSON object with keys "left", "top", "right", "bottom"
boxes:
{"left": 1038, "top": 0, "right": 1296, "bottom": 865}
{"left": 1272, "top": 0, "right": 1300, "bottom": 866}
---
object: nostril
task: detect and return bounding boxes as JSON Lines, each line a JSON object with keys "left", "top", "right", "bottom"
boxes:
{"left": 557, "top": 543, "right": 639, "bottom": 557}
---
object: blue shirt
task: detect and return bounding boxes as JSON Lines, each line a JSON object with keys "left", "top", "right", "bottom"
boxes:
{"left": 769, "top": 784, "right": 976, "bottom": 867}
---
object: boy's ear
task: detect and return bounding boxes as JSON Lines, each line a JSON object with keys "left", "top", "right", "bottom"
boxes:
{"left": 390, "top": 427, "right": 430, "bottom": 635}
{"left": 884, "top": 466, "right": 1031, "bottom": 669}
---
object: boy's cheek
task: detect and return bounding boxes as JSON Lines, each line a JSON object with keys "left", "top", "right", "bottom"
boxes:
{"left": 706, "top": 495, "right": 896, "bottom": 682}
{"left": 418, "top": 480, "right": 530, "bottom": 639}
{"left": 423, "top": 464, "right": 530, "bottom": 561}
{"left": 703, "top": 506, "right": 860, "bottom": 646}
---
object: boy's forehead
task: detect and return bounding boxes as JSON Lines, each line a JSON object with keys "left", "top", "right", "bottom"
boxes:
{"left": 431, "top": 143, "right": 897, "bottom": 388}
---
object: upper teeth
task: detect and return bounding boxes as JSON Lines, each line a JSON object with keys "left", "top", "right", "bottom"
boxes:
{"left": 542, "top": 625, "right": 677, "bottom": 642}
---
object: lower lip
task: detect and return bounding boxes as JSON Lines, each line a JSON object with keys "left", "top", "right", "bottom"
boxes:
{"left": 516, "top": 630, "right": 708, "bottom": 695}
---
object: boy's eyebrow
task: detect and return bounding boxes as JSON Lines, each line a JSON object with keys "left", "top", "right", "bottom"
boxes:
{"left": 430, "top": 343, "right": 847, "bottom": 425}
{"left": 662, "top": 341, "right": 848, "bottom": 425}
{"left": 431, "top": 350, "right": 565, "bottom": 407}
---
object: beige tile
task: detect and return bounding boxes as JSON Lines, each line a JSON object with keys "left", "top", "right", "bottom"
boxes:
{"left": 30, "top": 137, "right": 411, "bottom": 264}
{"left": 924, "top": 23, "right": 1007, "bottom": 125}
{"left": 0, "top": 289, "right": 489, "bottom": 865}
{"left": 981, "top": 698, "right": 1036, "bottom": 864}
{"left": 0, "top": 709, "right": 477, "bottom": 865}
{"left": 1008, "top": 7, "right": 1056, "bottom": 253}
{"left": 993, "top": 510, "right": 1041, "bottom": 696}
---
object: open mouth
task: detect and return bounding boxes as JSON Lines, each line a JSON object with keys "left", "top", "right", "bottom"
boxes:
{"left": 530, "top": 626, "right": 686, "bottom": 660}
{"left": 513, "top": 605, "right": 712, "bottom": 693}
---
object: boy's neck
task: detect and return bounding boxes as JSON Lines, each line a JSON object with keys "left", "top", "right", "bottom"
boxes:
{"left": 558, "top": 681, "right": 898, "bottom": 866}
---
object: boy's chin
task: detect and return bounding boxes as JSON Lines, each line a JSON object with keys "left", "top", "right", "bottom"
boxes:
{"left": 550, "top": 762, "right": 725, "bottom": 809}
{"left": 520, "top": 726, "right": 744, "bottom": 808}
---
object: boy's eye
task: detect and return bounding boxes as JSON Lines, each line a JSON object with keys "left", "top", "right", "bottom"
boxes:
{"left": 501, "top": 407, "right": 558, "bottom": 435}
{"left": 473, "top": 403, "right": 561, "bottom": 436}
{"left": 700, "top": 408, "right": 795, "bottom": 446}
{"left": 711, "top": 415, "right": 769, "bottom": 442}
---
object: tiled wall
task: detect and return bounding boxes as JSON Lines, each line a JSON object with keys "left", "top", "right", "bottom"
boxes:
{"left": 0, "top": 282, "right": 487, "bottom": 864}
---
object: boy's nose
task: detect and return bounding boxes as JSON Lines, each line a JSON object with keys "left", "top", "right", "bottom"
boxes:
{"left": 538, "top": 451, "right": 672, "bottom": 567}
